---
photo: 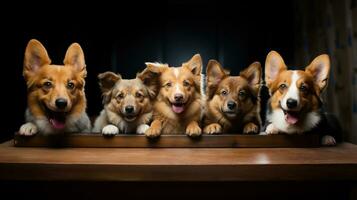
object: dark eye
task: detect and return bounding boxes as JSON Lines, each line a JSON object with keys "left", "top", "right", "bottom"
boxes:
{"left": 165, "top": 82, "right": 172, "bottom": 87}
{"left": 43, "top": 81, "right": 52, "bottom": 88}
{"left": 239, "top": 90, "right": 246, "bottom": 98}
{"left": 300, "top": 85, "right": 307, "bottom": 92}
{"left": 279, "top": 83, "right": 287, "bottom": 90}
{"left": 117, "top": 93, "right": 124, "bottom": 99}
{"left": 67, "top": 82, "right": 75, "bottom": 89}
{"left": 183, "top": 80, "right": 190, "bottom": 87}
{"left": 221, "top": 90, "right": 228, "bottom": 96}
{"left": 136, "top": 92, "right": 143, "bottom": 98}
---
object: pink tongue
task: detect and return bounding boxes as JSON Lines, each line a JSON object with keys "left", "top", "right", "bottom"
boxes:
{"left": 172, "top": 105, "right": 184, "bottom": 113}
{"left": 49, "top": 118, "right": 66, "bottom": 129}
{"left": 285, "top": 113, "right": 299, "bottom": 125}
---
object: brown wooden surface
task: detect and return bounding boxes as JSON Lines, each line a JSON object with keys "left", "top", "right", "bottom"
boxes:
{"left": 13, "top": 133, "right": 320, "bottom": 148}
{"left": 1, "top": 141, "right": 357, "bottom": 181}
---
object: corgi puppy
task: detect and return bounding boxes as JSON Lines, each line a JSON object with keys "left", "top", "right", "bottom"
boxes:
{"left": 92, "top": 68, "right": 156, "bottom": 135}
{"left": 203, "top": 60, "right": 262, "bottom": 134}
{"left": 144, "top": 54, "right": 202, "bottom": 138}
{"left": 264, "top": 50, "right": 337, "bottom": 145}
{"left": 18, "top": 39, "right": 91, "bottom": 135}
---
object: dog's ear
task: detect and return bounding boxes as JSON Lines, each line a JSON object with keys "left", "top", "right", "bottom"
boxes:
{"left": 240, "top": 61, "right": 262, "bottom": 93}
{"left": 265, "top": 51, "right": 287, "bottom": 88}
{"left": 184, "top": 54, "right": 202, "bottom": 75}
{"left": 206, "top": 59, "right": 229, "bottom": 98}
{"left": 137, "top": 67, "right": 160, "bottom": 99}
{"left": 64, "top": 43, "right": 86, "bottom": 78}
{"left": 305, "top": 54, "right": 330, "bottom": 95}
{"left": 23, "top": 39, "right": 51, "bottom": 81}
{"left": 98, "top": 72, "right": 121, "bottom": 104}
{"left": 144, "top": 62, "right": 168, "bottom": 74}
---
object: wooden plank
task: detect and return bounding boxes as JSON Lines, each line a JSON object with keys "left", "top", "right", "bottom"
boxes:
{"left": 1, "top": 141, "right": 357, "bottom": 181}
{"left": 13, "top": 133, "right": 320, "bottom": 148}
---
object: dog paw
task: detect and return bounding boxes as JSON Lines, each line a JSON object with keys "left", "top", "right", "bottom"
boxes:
{"left": 203, "top": 123, "right": 222, "bottom": 134}
{"left": 243, "top": 123, "right": 259, "bottom": 134}
{"left": 321, "top": 135, "right": 336, "bottom": 146}
{"left": 145, "top": 127, "right": 161, "bottom": 138}
{"left": 19, "top": 122, "right": 38, "bottom": 136}
{"left": 102, "top": 125, "right": 119, "bottom": 135}
{"left": 137, "top": 124, "right": 150, "bottom": 134}
{"left": 265, "top": 124, "right": 279, "bottom": 135}
{"left": 186, "top": 123, "right": 202, "bottom": 137}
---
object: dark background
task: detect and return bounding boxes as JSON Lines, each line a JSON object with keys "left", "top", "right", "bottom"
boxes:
{"left": 0, "top": 1, "right": 295, "bottom": 142}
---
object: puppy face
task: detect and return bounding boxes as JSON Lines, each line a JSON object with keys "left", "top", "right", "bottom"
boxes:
{"left": 207, "top": 60, "right": 261, "bottom": 119}
{"left": 145, "top": 54, "right": 202, "bottom": 114}
{"left": 99, "top": 70, "right": 156, "bottom": 122}
{"left": 265, "top": 51, "right": 330, "bottom": 125}
{"left": 23, "top": 39, "right": 87, "bottom": 129}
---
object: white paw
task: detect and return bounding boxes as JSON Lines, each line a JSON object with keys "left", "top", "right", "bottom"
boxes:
{"left": 102, "top": 125, "right": 119, "bottom": 135}
{"left": 321, "top": 135, "right": 336, "bottom": 146}
{"left": 265, "top": 123, "right": 279, "bottom": 135}
{"left": 19, "top": 122, "right": 38, "bottom": 136}
{"left": 136, "top": 124, "right": 150, "bottom": 134}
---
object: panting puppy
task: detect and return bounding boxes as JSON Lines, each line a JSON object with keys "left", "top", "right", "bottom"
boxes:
{"left": 19, "top": 39, "right": 91, "bottom": 135}
{"left": 144, "top": 54, "right": 203, "bottom": 137}
{"left": 93, "top": 69, "right": 156, "bottom": 135}
{"left": 264, "top": 50, "right": 338, "bottom": 145}
{"left": 203, "top": 60, "right": 262, "bottom": 134}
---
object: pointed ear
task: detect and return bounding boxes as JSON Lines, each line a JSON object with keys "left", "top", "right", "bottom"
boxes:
{"left": 98, "top": 72, "right": 121, "bottom": 104}
{"left": 305, "top": 54, "right": 330, "bottom": 94}
{"left": 144, "top": 62, "right": 168, "bottom": 74}
{"left": 206, "top": 59, "right": 228, "bottom": 98}
{"left": 137, "top": 67, "right": 160, "bottom": 99}
{"left": 184, "top": 54, "right": 202, "bottom": 75}
{"left": 23, "top": 39, "right": 51, "bottom": 80}
{"left": 265, "top": 51, "right": 287, "bottom": 87}
{"left": 63, "top": 43, "right": 86, "bottom": 77}
{"left": 240, "top": 61, "right": 262, "bottom": 91}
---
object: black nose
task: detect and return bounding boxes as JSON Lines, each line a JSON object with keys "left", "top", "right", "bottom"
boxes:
{"left": 174, "top": 94, "right": 184, "bottom": 102}
{"left": 55, "top": 98, "right": 68, "bottom": 109}
{"left": 125, "top": 105, "right": 134, "bottom": 114}
{"left": 227, "top": 101, "right": 236, "bottom": 110}
{"left": 286, "top": 98, "right": 298, "bottom": 109}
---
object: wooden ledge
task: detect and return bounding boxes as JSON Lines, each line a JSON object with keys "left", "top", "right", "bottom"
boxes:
{"left": 13, "top": 133, "right": 320, "bottom": 148}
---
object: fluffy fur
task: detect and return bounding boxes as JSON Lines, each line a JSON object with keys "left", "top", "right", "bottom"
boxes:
{"left": 203, "top": 60, "right": 262, "bottom": 134}
{"left": 264, "top": 50, "right": 336, "bottom": 145}
{"left": 93, "top": 69, "right": 156, "bottom": 135}
{"left": 19, "top": 39, "right": 91, "bottom": 135}
{"left": 144, "top": 54, "right": 203, "bottom": 137}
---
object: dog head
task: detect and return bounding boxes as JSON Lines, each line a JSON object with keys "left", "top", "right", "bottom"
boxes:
{"left": 265, "top": 50, "right": 330, "bottom": 126}
{"left": 98, "top": 68, "right": 156, "bottom": 122}
{"left": 144, "top": 54, "right": 202, "bottom": 114}
{"left": 207, "top": 60, "right": 261, "bottom": 119}
{"left": 23, "top": 39, "right": 87, "bottom": 129}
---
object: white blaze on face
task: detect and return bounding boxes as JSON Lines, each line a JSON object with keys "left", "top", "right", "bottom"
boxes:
{"left": 281, "top": 71, "right": 300, "bottom": 110}
{"left": 173, "top": 68, "right": 183, "bottom": 95}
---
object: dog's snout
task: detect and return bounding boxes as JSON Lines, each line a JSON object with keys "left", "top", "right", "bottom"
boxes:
{"left": 55, "top": 98, "right": 68, "bottom": 109}
{"left": 286, "top": 98, "right": 298, "bottom": 109}
{"left": 174, "top": 94, "right": 184, "bottom": 102}
{"left": 125, "top": 105, "right": 134, "bottom": 114}
{"left": 227, "top": 101, "right": 237, "bottom": 110}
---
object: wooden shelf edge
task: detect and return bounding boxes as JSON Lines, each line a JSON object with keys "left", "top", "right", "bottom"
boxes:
{"left": 13, "top": 133, "right": 321, "bottom": 148}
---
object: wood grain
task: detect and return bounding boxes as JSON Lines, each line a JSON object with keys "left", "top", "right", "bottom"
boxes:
{"left": 1, "top": 141, "right": 357, "bottom": 181}
{"left": 13, "top": 133, "right": 320, "bottom": 148}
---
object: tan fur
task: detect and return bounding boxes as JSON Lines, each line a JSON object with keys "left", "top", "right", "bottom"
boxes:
{"left": 204, "top": 60, "right": 262, "bottom": 134}
{"left": 19, "top": 39, "right": 90, "bottom": 135}
{"left": 144, "top": 54, "right": 202, "bottom": 137}
{"left": 93, "top": 69, "right": 156, "bottom": 134}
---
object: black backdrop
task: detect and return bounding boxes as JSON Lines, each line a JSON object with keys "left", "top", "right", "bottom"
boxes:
{"left": 0, "top": 0, "right": 295, "bottom": 141}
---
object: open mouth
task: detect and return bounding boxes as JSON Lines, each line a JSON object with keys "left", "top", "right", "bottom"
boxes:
{"left": 124, "top": 115, "right": 137, "bottom": 122}
{"left": 44, "top": 107, "right": 67, "bottom": 130}
{"left": 171, "top": 102, "right": 186, "bottom": 114}
{"left": 280, "top": 103, "right": 300, "bottom": 125}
